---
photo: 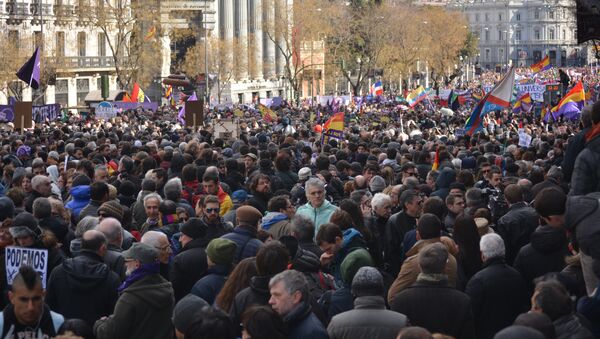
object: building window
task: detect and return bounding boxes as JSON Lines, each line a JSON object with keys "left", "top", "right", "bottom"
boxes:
{"left": 77, "top": 32, "right": 86, "bottom": 57}
{"left": 498, "top": 30, "right": 503, "bottom": 41}
{"left": 8, "top": 31, "right": 19, "bottom": 49}
{"left": 516, "top": 30, "right": 521, "bottom": 41}
{"left": 516, "top": 12, "right": 520, "bottom": 21}
{"left": 534, "top": 29, "right": 540, "bottom": 40}
{"left": 549, "top": 28, "right": 555, "bottom": 40}
{"left": 475, "top": 13, "right": 479, "bottom": 22}
{"left": 98, "top": 33, "right": 106, "bottom": 57}
{"left": 534, "top": 11, "right": 539, "bottom": 19}
{"left": 485, "top": 12, "right": 489, "bottom": 20}
{"left": 56, "top": 32, "right": 65, "bottom": 57}
{"left": 549, "top": 10, "right": 554, "bottom": 19}
{"left": 498, "top": 13, "right": 502, "bottom": 21}
{"left": 33, "top": 32, "right": 42, "bottom": 49}
{"left": 563, "top": 29, "right": 566, "bottom": 40}
{"left": 55, "top": 79, "right": 68, "bottom": 107}
{"left": 76, "top": 78, "right": 89, "bottom": 106}
{"left": 574, "top": 28, "right": 577, "bottom": 39}
{"left": 485, "top": 29, "right": 490, "bottom": 41}
{"left": 499, "top": 48, "right": 504, "bottom": 61}
{"left": 485, "top": 48, "right": 490, "bottom": 61}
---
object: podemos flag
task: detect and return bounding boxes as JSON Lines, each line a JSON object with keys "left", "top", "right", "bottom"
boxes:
{"left": 16, "top": 47, "right": 41, "bottom": 89}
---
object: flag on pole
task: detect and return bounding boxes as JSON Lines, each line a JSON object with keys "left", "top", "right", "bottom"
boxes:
{"left": 530, "top": 56, "right": 552, "bottom": 75}
{"left": 406, "top": 86, "right": 429, "bottom": 108}
{"left": 432, "top": 148, "right": 440, "bottom": 171}
{"left": 322, "top": 112, "right": 345, "bottom": 143}
{"left": 16, "top": 47, "right": 41, "bottom": 89}
{"left": 257, "top": 104, "right": 277, "bottom": 123}
{"left": 512, "top": 93, "right": 533, "bottom": 113}
{"left": 550, "top": 81, "right": 585, "bottom": 120}
{"left": 121, "top": 93, "right": 132, "bottom": 102}
{"left": 465, "top": 67, "right": 515, "bottom": 136}
{"left": 144, "top": 26, "right": 157, "bottom": 41}
{"left": 131, "top": 83, "right": 147, "bottom": 103}
{"left": 370, "top": 81, "right": 383, "bottom": 96}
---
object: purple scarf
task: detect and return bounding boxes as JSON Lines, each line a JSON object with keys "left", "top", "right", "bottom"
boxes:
{"left": 118, "top": 262, "right": 160, "bottom": 293}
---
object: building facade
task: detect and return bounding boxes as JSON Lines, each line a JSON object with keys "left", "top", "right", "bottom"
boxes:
{"left": 0, "top": 0, "right": 121, "bottom": 107}
{"left": 159, "top": 0, "right": 291, "bottom": 105}
{"left": 450, "top": 0, "right": 587, "bottom": 70}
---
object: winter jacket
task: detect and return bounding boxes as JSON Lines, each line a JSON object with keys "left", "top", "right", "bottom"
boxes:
{"left": 276, "top": 170, "right": 299, "bottom": 191}
{"left": 388, "top": 237, "right": 458, "bottom": 305}
{"left": 104, "top": 244, "right": 126, "bottom": 281}
{"left": 571, "top": 126, "right": 600, "bottom": 195}
{"left": 553, "top": 314, "right": 594, "bottom": 339}
{"left": 38, "top": 216, "right": 69, "bottom": 245}
{"left": 329, "top": 229, "right": 372, "bottom": 285}
{"left": 0, "top": 304, "right": 64, "bottom": 338}
{"left": 430, "top": 168, "right": 456, "bottom": 200}
{"left": 221, "top": 225, "right": 264, "bottom": 263}
{"left": 465, "top": 257, "right": 529, "bottom": 339}
{"left": 78, "top": 200, "right": 102, "bottom": 221}
{"left": 65, "top": 185, "right": 91, "bottom": 219}
{"left": 132, "top": 190, "right": 152, "bottom": 230}
{"left": 248, "top": 191, "right": 271, "bottom": 215}
{"left": 290, "top": 249, "right": 335, "bottom": 302}
{"left": 296, "top": 200, "right": 338, "bottom": 235}
{"left": 391, "top": 275, "right": 476, "bottom": 339}
{"left": 384, "top": 211, "right": 418, "bottom": 276}
{"left": 93, "top": 274, "right": 175, "bottom": 339}
{"left": 577, "top": 286, "right": 600, "bottom": 338}
{"left": 199, "top": 216, "right": 233, "bottom": 248}
{"left": 170, "top": 238, "right": 208, "bottom": 301}
{"left": 261, "top": 212, "right": 291, "bottom": 240}
{"left": 496, "top": 202, "right": 540, "bottom": 265}
{"left": 514, "top": 225, "right": 569, "bottom": 287}
{"left": 47, "top": 251, "right": 120, "bottom": 326}
{"left": 284, "top": 301, "right": 330, "bottom": 339}
{"left": 562, "top": 128, "right": 589, "bottom": 183}
{"left": 327, "top": 295, "right": 408, "bottom": 339}
{"left": 230, "top": 275, "right": 273, "bottom": 333}
{"left": 190, "top": 264, "right": 231, "bottom": 305}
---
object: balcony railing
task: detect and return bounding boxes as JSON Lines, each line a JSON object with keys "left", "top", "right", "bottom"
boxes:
{"left": 6, "top": 1, "right": 29, "bottom": 16}
{"left": 58, "top": 56, "right": 116, "bottom": 69}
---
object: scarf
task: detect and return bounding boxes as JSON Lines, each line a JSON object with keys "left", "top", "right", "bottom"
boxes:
{"left": 160, "top": 214, "right": 179, "bottom": 227}
{"left": 416, "top": 273, "right": 448, "bottom": 284}
{"left": 118, "top": 262, "right": 160, "bottom": 293}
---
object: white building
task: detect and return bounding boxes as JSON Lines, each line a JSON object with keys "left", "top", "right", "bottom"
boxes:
{"left": 0, "top": 0, "right": 122, "bottom": 108}
{"left": 449, "top": 0, "right": 588, "bottom": 70}
{"left": 159, "top": 0, "right": 291, "bottom": 105}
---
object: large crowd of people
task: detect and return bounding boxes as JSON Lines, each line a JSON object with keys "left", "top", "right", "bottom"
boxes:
{"left": 0, "top": 68, "right": 598, "bottom": 339}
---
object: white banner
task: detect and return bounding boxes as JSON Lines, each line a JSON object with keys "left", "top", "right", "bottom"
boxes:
{"left": 5, "top": 247, "right": 49, "bottom": 288}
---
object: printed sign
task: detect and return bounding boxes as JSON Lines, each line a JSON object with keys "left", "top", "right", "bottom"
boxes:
{"left": 5, "top": 246, "right": 49, "bottom": 288}
{"left": 95, "top": 101, "right": 117, "bottom": 120}
{"left": 518, "top": 131, "right": 532, "bottom": 148}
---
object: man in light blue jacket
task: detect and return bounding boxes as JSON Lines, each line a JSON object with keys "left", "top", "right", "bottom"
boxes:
{"left": 296, "top": 178, "right": 338, "bottom": 235}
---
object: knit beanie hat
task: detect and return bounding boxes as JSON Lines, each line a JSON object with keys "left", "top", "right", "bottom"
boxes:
{"left": 369, "top": 176, "right": 386, "bottom": 193}
{"left": 351, "top": 266, "right": 384, "bottom": 297}
{"left": 173, "top": 294, "right": 209, "bottom": 333}
{"left": 206, "top": 238, "right": 237, "bottom": 266}
{"left": 0, "top": 197, "right": 15, "bottom": 222}
{"left": 180, "top": 218, "right": 207, "bottom": 240}
{"left": 340, "top": 249, "right": 374, "bottom": 284}
{"left": 72, "top": 174, "right": 92, "bottom": 187}
{"left": 98, "top": 200, "right": 124, "bottom": 222}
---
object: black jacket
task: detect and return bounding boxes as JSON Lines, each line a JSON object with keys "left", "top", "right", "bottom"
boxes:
{"left": 38, "top": 217, "right": 69, "bottom": 245}
{"left": 514, "top": 225, "right": 569, "bottom": 287}
{"left": 385, "top": 211, "right": 417, "bottom": 276}
{"left": 170, "top": 238, "right": 208, "bottom": 301}
{"left": 465, "top": 257, "right": 529, "bottom": 339}
{"left": 391, "top": 277, "right": 476, "bottom": 339}
{"left": 248, "top": 192, "right": 271, "bottom": 215}
{"left": 562, "top": 128, "right": 589, "bottom": 183}
{"left": 496, "top": 202, "right": 540, "bottom": 265}
{"left": 571, "top": 132, "right": 600, "bottom": 195}
{"left": 104, "top": 244, "right": 126, "bottom": 281}
{"left": 47, "top": 251, "right": 120, "bottom": 326}
{"left": 229, "top": 275, "right": 273, "bottom": 334}
{"left": 199, "top": 217, "right": 233, "bottom": 248}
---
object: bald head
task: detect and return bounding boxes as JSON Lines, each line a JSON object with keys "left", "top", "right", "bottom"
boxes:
{"left": 354, "top": 175, "right": 366, "bottom": 189}
{"left": 96, "top": 217, "right": 123, "bottom": 247}
{"left": 81, "top": 230, "right": 107, "bottom": 256}
{"left": 141, "top": 231, "right": 170, "bottom": 264}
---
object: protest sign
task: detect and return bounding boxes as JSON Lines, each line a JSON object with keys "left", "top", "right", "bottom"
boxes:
{"left": 95, "top": 101, "right": 117, "bottom": 120}
{"left": 5, "top": 246, "right": 49, "bottom": 288}
{"left": 518, "top": 131, "right": 532, "bottom": 148}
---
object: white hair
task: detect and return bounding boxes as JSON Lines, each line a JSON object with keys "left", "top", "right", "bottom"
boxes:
{"left": 143, "top": 192, "right": 163, "bottom": 207}
{"left": 305, "top": 177, "right": 325, "bottom": 192}
{"left": 480, "top": 233, "right": 505, "bottom": 260}
{"left": 141, "top": 230, "right": 168, "bottom": 248}
{"left": 371, "top": 193, "right": 391, "bottom": 209}
{"left": 451, "top": 158, "right": 462, "bottom": 170}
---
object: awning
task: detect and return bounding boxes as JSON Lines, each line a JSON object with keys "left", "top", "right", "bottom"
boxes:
{"left": 84, "top": 90, "right": 128, "bottom": 102}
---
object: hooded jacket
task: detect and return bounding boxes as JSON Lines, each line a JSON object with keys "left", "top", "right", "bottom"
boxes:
{"left": 65, "top": 185, "right": 91, "bottom": 219}
{"left": 170, "top": 237, "right": 208, "bottom": 301}
{"left": 261, "top": 212, "right": 291, "bottom": 240}
{"left": 285, "top": 301, "right": 329, "bottom": 339}
{"left": 296, "top": 199, "right": 338, "bottom": 234}
{"left": 47, "top": 251, "right": 120, "bottom": 326}
{"left": 514, "top": 225, "right": 569, "bottom": 287}
{"left": 431, "top": 168, "right": 456, "bottom": 200}
{"left": 93, "top": 273, "right": 175, "bottom": 339}
{"left": 230, "top": 275, "right": 273, "bottom": 334}
{"left": 329, "top": 228, "right": 371, "bottom": 285}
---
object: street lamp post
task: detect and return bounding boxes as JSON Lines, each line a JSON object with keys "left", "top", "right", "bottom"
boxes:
{"left": 204, "top": 0, "right": 209, "bottom": 105}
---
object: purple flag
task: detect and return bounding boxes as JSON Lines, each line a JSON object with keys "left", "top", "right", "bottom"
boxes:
{"left": 16, "top": 47, "right": 41, "bottom": 89}
{"left": 178, "top": 92, "right": 197, "bottom": 124}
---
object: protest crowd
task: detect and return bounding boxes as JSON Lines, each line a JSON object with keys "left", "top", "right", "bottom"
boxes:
{"left": 0, "top": 65, "right": 599, "bottom": 339}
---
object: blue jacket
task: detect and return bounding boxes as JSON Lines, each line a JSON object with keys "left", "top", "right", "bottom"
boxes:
{"left": 296, "top": 200, "right": 338, "bottom": 235}
{"left": 330, "top": 228, "right": 370, "bottom": 284}
{"left": 66, "top": 185, "right": 91, "bottom": 218}
{"left": 221, "top": 226, "right": 264, "bottom": 264}
{"left": 285, "top": 302, "right": 329, "bottom": 339}
{"left": 190, "top": 264, "right": 230, "bottom": 305}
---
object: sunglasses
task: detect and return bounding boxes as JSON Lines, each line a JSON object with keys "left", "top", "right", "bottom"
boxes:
{"left": 206, "top": 208, "right": 220, "bottom": 213}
